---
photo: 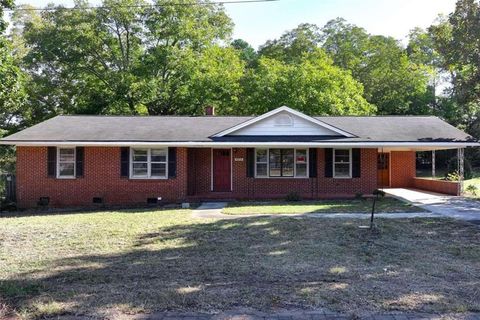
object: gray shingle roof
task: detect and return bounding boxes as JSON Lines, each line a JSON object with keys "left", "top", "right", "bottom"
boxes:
{"left": 1, "top": 115, "right": 476, "bottom": 143}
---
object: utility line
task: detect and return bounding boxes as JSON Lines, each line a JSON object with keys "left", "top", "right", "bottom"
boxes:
{"left": 5, "top": 0, "right": 279, "bottom": 12}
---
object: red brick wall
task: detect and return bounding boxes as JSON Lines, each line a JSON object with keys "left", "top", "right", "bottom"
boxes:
{"left": 187, "top": 148, "right": 211, "bottom": 196}
{"left": 390, "top": 151, "right": 416, "bottom": 188}
{"left": 413, "top": 178, "right": 459, "bottom": 195}
{"left": 17, "top": 147, "right": 420, "bottom": 208}
{"left": 188, "top": 148, "right": 378, "bottom": 199}
{"left": 16, "top": 147, "right": 188, "bottom": 208}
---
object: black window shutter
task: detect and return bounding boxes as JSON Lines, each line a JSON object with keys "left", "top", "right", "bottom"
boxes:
{"left": 246, "top": 148, "right": 255, "bottom": 177}
{"left": 120, "top": 147, "right": 130, "bottom": 177}
{"left": 168, "top": 147, "right": 177, "bottom": 178}
{"left": 325, "top": 148, "right": 333, "bottom": 178}
{"left": 309, "top": 148, "right": 317, "bottom": 178}
{"left": 75, "top": 147, "right": 84, "bottom": 178}
{"left": 47, "top": 147, "right": 56, "bottom": 178}
{"left": 352, "top": 148, "right": 361, "bottom": 178}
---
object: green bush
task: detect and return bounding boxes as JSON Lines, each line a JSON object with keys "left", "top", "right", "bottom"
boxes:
{"left": 446, "top": 171, "right": 461, "bottom": 181}
{"left": 285, "top": 192, "right": 301, "bottom": 202}
{"left": 355, "top": 192, "right": 364, "bottom": 200}
{"left": 466, "top": 185, "right": 478, "bottom": 196}
{"left": 373, "top": 189, "right": 386, "bottom": 198}
{"left": 446, "top": 157, "right": 473, "bottom": 180}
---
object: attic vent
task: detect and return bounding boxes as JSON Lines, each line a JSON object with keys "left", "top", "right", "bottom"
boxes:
{"left": 274, "top": 114, "right": 293, "bottom": 126}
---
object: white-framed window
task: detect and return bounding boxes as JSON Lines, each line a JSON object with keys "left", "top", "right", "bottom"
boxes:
{"left": 131, "top": 148, "right": 168, "bottom": 179}
{"left": 255, "top": 148, "right": 308, "bottom": 178}
{"left": 333, "top": 148, "right": 352, "bottom": 178}
{"left": 255, "top": 149, "right": 268, "bottom": 177}
{"left": 57, "top": 147, "right": 76, "bottom": 178}
{"left": 295, "top": 149, "right": 308, "bottom": 177}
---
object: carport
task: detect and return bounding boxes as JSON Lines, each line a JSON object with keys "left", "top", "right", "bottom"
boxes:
{"left": 377, "top": 146, "right": 471, "bottom": 196}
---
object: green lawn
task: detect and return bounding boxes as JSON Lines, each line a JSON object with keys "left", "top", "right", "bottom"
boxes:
{"left": 465, "top": 177, "right": 480, "bottom": 198}
{"left": 0, "top": 209, "right": 479, "bottom": 319}
{"left": 222, "top": 198, "right": 424, "bottom": 215}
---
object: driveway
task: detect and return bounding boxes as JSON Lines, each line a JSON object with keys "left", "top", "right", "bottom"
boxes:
{"left": 385, "top": 188, "right": 480, "bottom": 221}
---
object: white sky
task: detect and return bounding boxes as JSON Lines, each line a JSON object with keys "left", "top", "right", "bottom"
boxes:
{"left": 11, "top": 0, "right": 457, "bottom": 48}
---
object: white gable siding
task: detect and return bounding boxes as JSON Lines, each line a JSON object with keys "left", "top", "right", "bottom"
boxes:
{"left": 230, "top": 111, "right": 342, "bottom": 136}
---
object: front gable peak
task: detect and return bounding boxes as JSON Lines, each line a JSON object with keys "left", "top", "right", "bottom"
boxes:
{"left": 212, "top": 106, "right": 355, "bottom": 137}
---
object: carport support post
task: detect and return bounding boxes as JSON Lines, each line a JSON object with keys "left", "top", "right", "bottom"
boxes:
{"left": 457, "top": 148, "right": 464, "bottom": 196}
{"left": 432, "top": 150, "right": 436, "bottom": 179}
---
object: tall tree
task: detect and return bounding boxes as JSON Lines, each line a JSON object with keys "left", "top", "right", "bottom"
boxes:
{"left": 240, "top": 49, "right": 374, "bottom": 116}
{"left": 0, "top": 0, "right": 13, "bottom": 32}
{"left": 0, "top": 0, "right": 27, "bottom": 134}
{"left": 0, "top": 0, "right": 27, "bottom": 174}
{"left": 258, "top": 23, "right": 321, "bottom": 63}
{"left": 231, "top": 38, "right": 257, "bottom": 67}
{"left": 20, "top": 0, "right": 239, "bottom": 121}
{"left": 320, "top": 18, "right": 431, "bottom": 115}
{"left": 429, "top": 0, "right": 480, "bottom": 134}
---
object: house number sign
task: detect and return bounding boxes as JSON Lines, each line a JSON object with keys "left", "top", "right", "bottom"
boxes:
{"left": 234, "top": 158, "right": 244, "bottom": 162}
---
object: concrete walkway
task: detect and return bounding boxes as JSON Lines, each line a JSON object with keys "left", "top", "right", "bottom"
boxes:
{"left": 384, "top": 188, "right": 480, "bottom": 221}
{"left": 192, "top": 202, "right": 436, "bottom": 220}
{"left": 137, "top": 310, "right": 480, "bottom": 320}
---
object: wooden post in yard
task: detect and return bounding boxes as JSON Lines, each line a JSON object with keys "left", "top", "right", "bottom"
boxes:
{"left": 457, "top": 148, "right": 464, "bottom": 196}
{"left": 432, "top": 150, "right": 436, "bottom": 179}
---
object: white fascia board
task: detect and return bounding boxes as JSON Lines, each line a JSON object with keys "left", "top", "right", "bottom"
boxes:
{"left": 2, "top": 141, "right": 479, "bottom": 148}
{"left": 211, "top": 106, "right": 356, "bottom": 138}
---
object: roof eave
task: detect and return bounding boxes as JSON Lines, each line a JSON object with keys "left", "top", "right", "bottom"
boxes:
{"left": 1, "top": 140, "right": 478, "bottom": 148}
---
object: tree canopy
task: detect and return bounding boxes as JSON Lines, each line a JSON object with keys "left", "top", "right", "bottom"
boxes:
{"left": 0, "top": 0, "right": 478, "bottom": 145}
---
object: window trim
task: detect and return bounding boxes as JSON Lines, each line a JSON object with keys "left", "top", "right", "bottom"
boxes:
{"left": 333, "top": 148, "right": 352, "bottom": 179}
{"left": 130, "top": 148, "right": 168, "bottom": 180}
{"left": 254, "top": 148, "right": 309, "bottom": 179}
{"left": 56, "top": 147, "right": 76, "bottom": 179}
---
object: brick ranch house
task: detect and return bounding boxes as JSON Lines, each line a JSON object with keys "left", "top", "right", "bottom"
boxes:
{"left": 1, "top": 106, "right": 478, "bottom": 209}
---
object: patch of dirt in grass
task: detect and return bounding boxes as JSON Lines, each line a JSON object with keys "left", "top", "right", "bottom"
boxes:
{"left": 0, "top": 210, "right": 479, "bottom": 319}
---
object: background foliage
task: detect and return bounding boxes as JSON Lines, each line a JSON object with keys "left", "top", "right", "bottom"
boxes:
{"left": 0, "top": 0, "right": 479, "bottom": 170}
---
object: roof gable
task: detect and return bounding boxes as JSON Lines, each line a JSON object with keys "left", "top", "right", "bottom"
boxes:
{"left": 212, "top": 106, "right": 355, "bottom": 137}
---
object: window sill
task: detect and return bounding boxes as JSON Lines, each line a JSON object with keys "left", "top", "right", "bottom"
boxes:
{"left": 254, "top": 176, "right": 309, "bottom": 179}
{"left": 129, "top": 177, "right": 168, "bottom": 180}
{"left": 56, "top": 176, "right": 76, "bottom": 180}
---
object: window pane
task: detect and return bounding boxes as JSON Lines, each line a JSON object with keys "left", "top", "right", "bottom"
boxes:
{"left": 133, "top": 162, "right": 148, "bottom": 176}
{"left": 269, "top": 149, "right": 281, "bottom": 177}
{"left": 256, "top": 149, "right": 268, "bottom": 163}
{"left": 59, "top": 163, "right": 74, "bottom": 176}
{"left": 335, "top": 163, "right": 350, "bottom": 177}
{"left": 282, "top": 149, "right": 294, "bottom": 177}
{"left": 151, "top": 149, "right": 167, "bottom": 162}
{"left": 296, "top": 163, "right": 307, "bottom": 177}
{"left": 256, "top": 163, "right": 267, "bottom": 177}
{"left": 151, "top": 163, "right": 166, "bottom": 177}
{"left": 334, "top": 150, "right": 350, "bottom": 163}
{"left": 59, "top": 148, "right": 75, "bottom": 162}
{"left": 133, "top": 149, "right": 148, "bottom": 162}
{"left": 296, "top": 149, "right": 307, "bottom": 164}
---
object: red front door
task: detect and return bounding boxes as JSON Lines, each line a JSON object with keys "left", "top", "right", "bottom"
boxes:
{"left": 213, "top": 149, "right": 231, "bottom": 192}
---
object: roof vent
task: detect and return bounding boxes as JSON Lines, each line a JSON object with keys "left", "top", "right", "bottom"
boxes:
{"left": 274, "top": 114, "right": 293, "bottom": 126}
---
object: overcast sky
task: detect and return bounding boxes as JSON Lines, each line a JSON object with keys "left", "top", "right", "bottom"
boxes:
{"left": 13, "top": 0, "right": 457, "bottom": 48}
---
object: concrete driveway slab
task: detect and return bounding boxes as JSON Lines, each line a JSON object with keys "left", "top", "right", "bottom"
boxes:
{"left": 384, "top": 188, "right": 480, "bottom": 221}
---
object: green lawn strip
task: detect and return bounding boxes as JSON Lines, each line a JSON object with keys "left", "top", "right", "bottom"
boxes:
{"left": 1, "top": 209, "right": 478, "bottom": 319}
{"left": 464, "top": 177, "right": 480, "bottom": 199}
{"left": 222, "top": 198, "right": 425, "bottom": 215}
